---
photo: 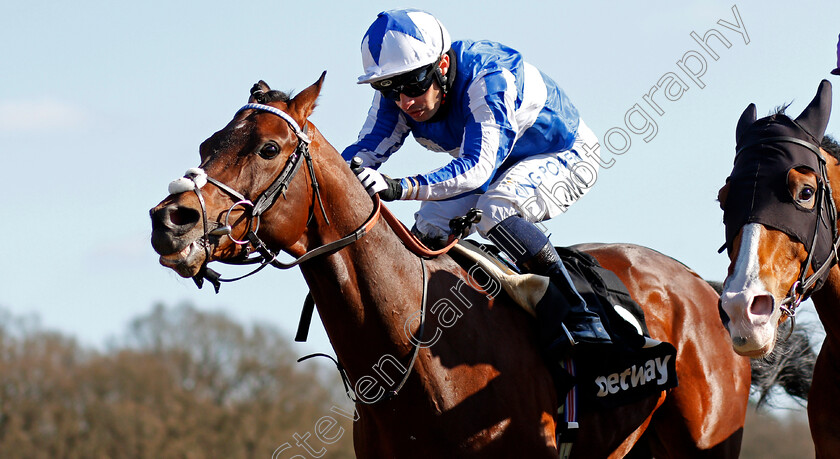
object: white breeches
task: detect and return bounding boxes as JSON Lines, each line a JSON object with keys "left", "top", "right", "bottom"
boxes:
{"left": 413, "top": 119, "right": 601, "bottom": 238}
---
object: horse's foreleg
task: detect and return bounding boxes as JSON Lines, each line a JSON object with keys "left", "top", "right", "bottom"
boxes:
{"left": 645, "top": 305, "right": 748, "bottom": 458}
{"left": 608, "top": 391, "right": 666, "bottom": 458}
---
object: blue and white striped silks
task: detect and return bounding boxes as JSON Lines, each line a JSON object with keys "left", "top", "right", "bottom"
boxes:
{"left": 342, "top": 39, "right": 580, "bottom": 202}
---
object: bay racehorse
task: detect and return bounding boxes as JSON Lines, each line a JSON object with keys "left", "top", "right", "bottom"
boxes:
{"left": 150, "top": 74, "right": 750, "bottom": 458}
{"left": 719, "top": 79, "right": 838, "bottom": 457}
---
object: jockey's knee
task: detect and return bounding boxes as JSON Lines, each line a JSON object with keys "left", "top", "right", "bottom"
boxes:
{"left": 475, "top": 195, "right": 525, "bottom": 237}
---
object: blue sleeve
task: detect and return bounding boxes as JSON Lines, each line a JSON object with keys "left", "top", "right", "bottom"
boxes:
{"left": 341, "top": 92, "right": 411, "bottom": 169}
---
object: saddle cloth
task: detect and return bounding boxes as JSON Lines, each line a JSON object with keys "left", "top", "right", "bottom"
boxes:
{"left": 451, "top": 241, "right": 678, "bottom": 411}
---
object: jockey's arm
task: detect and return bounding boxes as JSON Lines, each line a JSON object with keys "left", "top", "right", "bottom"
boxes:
{"left": 341, "top": 92, "right": 410, "bottom": 169}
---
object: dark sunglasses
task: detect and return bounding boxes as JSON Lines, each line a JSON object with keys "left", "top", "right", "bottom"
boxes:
{"left": 371, "top": 62, "right": 438, "bottom": 101}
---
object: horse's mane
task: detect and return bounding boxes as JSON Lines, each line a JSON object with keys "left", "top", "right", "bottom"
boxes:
{"left": 821, "top": 135, "right": 840, "bottom": 164}
{"left": 771, "top": 103, "right": 793, "bottom": 118}
{"left": 249, "top": 81, "right": 291, "bottom": 104}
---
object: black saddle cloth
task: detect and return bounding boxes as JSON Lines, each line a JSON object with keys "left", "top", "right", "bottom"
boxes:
{"left": 461, "top": 241, "right": 678, "bottom": 411}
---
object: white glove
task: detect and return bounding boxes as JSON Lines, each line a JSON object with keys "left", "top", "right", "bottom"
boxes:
{"left": 354, "top": 166, "right": 389, "bottom": 196}
{"left": 350, "top": 157, "right": 404, "bottom": 201}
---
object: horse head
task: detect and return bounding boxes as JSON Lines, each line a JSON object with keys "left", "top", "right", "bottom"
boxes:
{"left": 150, "top": 73, "right": 336, "bottom": 282}
{"left": 718, "top": 79, "right": 836, "bottom": 357}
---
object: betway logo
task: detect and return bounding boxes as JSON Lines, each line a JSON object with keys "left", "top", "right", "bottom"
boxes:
{"left": 594, "top": 355, "right": 672, "bottom": 397}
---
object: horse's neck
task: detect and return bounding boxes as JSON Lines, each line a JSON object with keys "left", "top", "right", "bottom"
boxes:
{"left": 811, "top": 267, "right": 840, "bottom": 342}
{"left": 819, "top": 157, "right": 840, "bottom": 342}
{"left": 298, "top": 149, "right": 423, "bottom": 375}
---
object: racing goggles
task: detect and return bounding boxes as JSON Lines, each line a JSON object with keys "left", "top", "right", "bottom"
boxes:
{"left": 371, "top": 61, "right": 438, "bottom": 101}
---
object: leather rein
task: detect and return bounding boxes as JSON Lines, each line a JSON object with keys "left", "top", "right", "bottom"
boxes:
{"left": 185, "top": 103, "right": 365, "bottom": 291}
{"left": 173, "top": 102, "right": 460, "bottom": 404}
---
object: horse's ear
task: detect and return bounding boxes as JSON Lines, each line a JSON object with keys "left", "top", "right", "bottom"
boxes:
{"left": 249, "top": 80, "right": 272, "bottom": 103}
{"left": 794, "top": 79, "right": 832, "bottom": 142}
{"left": 289, "top": 71, "right": 327, "bottom": 122}
{"left": 736, "top": 103, "right": 757, "bottom": 144}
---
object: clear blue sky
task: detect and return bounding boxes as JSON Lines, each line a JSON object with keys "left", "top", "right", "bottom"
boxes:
{"left": 1, "top": 1, "right": 837, "bottom": 364}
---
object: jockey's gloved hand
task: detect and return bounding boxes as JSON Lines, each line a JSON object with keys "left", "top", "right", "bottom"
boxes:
{"left": 351, "top": 159, "right": 404, "bottom": 201}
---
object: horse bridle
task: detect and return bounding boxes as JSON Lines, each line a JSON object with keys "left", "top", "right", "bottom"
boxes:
{"left": 172, "top": 102, "right": 427, "bottom": 404}
{"left": 179, "top": 103, "right": 381, "bottom": 292}
{"left": 734, "top": 135, "right": 840, "bottom": 332}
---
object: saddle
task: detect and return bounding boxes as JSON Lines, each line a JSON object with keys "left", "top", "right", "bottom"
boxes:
{"left": 292, "top": 205, "right": 677, "bottom": 411}
{"left": 291, "top": 206, "right": 677, "bottom": 455}
{"left": 451, "top": 240, "right": 678, "bottom": 412}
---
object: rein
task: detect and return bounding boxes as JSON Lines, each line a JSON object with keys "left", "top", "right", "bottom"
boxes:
{"left": 170, "top": 102, "right": 464, "bottom": 405}
{"left": 186, "top": 103, "right": 338, "bottom": 291}
{"left": 184, "top": 103, "right": 459, "bottom": 291}
{"left": 735, "top": 135, "right": 840, "bottom": 332}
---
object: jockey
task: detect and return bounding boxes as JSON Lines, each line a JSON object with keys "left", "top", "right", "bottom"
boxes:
{"left": 343, "top": 9, "right": 611, "bottom": 356}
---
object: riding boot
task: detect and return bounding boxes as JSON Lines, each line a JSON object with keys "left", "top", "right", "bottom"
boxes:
{"left": 524, "top": 241, "right": 612, "bottom": 352}
{"left": 486, "top": 216, "right": 612, "bottom": 357}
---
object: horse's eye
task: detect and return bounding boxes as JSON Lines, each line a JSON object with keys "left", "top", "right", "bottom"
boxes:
{"left": 259, "top": 142, "right": 280, "bottom": 159}
{"left": 797, "top": 187, "right": 815, "bottom": 202}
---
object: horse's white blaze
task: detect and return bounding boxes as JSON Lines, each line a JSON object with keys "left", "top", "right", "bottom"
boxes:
{"left": 723, "top": 223, "right": 764, "bottom": 296}
{"left": 721, "top": 223, "right": 781, "bottom": 355}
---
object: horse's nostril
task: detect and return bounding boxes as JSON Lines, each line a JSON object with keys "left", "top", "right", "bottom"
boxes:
{"left": 749, "top": 294, "right": 774, "bottom": 317}
{"left": 152, "top": 205, "right": 200, "bottom": 233}
{"left": 169, "top": 206, "right": 200, "bottom": 226}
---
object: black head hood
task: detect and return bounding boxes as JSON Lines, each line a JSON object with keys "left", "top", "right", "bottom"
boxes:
{"left": 723, "top": 80, "right": 835, "bottom": 288}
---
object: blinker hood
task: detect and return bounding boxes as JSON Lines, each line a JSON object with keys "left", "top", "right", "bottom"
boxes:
{"left": 723, "top": 82, "right": 836, "bottom": 292}
{"left": 724, "top": 116, "right": 831, "bottom": 261}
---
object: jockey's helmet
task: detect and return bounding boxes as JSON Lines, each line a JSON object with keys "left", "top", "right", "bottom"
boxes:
{"left": 357, "top": 9, "right": 451, "bottom": 85}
